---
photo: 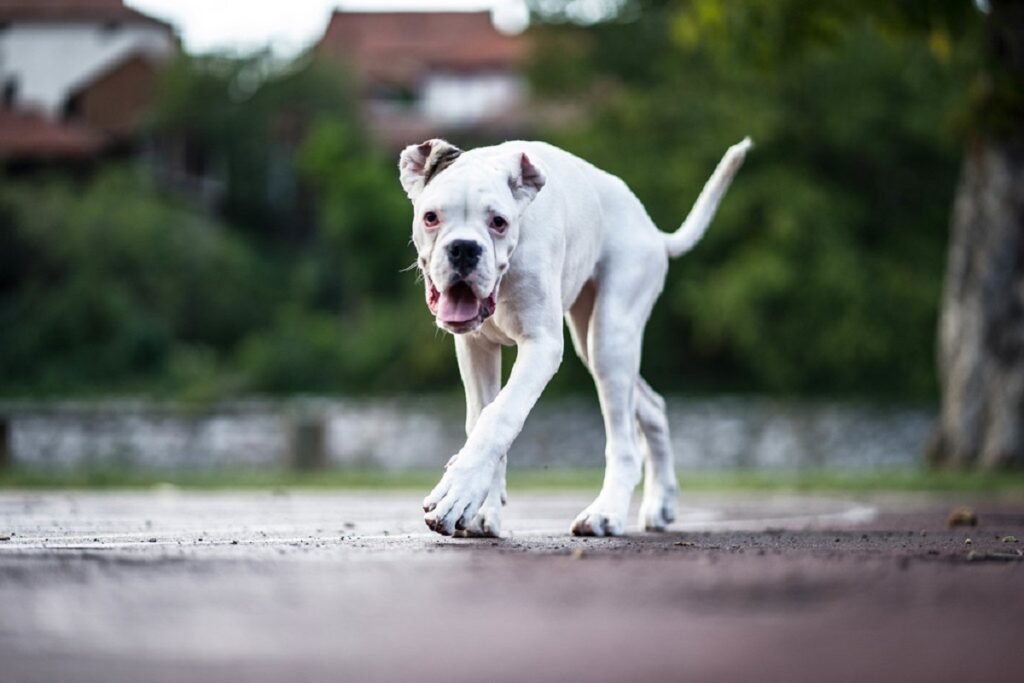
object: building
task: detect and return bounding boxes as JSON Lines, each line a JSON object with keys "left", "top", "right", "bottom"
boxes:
{"left": 315, "top": 11, "right": 530, "bottom": 149}
{"left": 0, "top": 0, "right": 177, "bottom": 164}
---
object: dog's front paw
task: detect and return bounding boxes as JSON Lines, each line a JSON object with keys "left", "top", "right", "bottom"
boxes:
{"left": 456, "top": 500, "right": 502, "bottom": 538}
{"left": 570, "top": 507, "right": 626, "bottom": 537}
{"left": 423, "top": 463, "right": 495, "bottom": 536}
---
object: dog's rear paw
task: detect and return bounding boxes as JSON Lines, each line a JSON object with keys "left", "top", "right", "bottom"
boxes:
{"left": 571, "top": 509, "right": 625, "bottom": 537}
{"left": 639, "top": 493, "right": 677, "bottom": 532}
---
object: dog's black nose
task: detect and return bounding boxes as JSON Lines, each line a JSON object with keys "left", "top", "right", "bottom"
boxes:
{"left": 446, "top": 239, "right": 482, "bottom": 276}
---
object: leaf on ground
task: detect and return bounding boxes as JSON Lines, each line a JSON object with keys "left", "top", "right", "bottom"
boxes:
{"left": 947, "top": 507, "right": 978, "bottom": 528}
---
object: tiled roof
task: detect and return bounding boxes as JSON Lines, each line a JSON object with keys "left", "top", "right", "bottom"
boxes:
{"left": 0, "top": 109, "right": 104, "bottom": 160}
{"left": 317, "top": 11, "right": 528, "bottom": 85}
{"left": 0, "top": 0, "right": 172, "bottom": 29}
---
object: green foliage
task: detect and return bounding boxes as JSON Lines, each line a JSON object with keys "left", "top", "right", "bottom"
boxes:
{"left": 235, "top": 302, "right": 454, "bottom": 394}
{"left": 0, "top": 169, "right": 271, "bottom": 394}
{"left": 0, "top": 162, "right": 453, "bottom": 397}
{"left": 296, "top": 118, "right": 412, "bottom": 306}
{"left": 149, "top": 53, "right": 357, "bottom": 239}
{"left": 0, "top": 4, "right": 990, "bottom": 398}
{"left": 528, "top": 0, "right": 979, "bottom": 397}
{"left": 1, "top": 55, "right": 455, "bottom": 398}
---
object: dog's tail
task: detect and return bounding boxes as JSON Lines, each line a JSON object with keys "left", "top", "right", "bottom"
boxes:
{"left": 664, "top": 137, "right": 753, "bottom": 259}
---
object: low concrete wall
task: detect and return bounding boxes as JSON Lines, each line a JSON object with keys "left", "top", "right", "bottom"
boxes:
{"left": 0, "top": 396, "right": 935, "bottom": 471}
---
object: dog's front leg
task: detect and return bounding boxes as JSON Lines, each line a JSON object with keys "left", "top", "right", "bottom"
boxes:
{"left": 451, "top": 334, "right": 506, "bottom": 537}
{"left": 424, "top": 333, "right": 563, "bottom": 536}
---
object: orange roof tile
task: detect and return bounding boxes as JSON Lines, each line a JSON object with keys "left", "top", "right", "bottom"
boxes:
{"left": 0, "top": 109, "right": 104, "bottom": 160}
{"left": 317, "top": 11, "right": 528, "bottom": 86}
{"left": 0, "top": 0, "right": 172, "bottom": 29}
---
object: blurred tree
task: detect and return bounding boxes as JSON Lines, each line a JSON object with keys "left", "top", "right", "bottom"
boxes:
{"left": 148, "top": 53, "right": 457, "bottom": 395}
{"left": 929, "top": 0, "right": 1024, "bottom": 470}
{"left": 0, "top": 51, "right": 460, "bottom": 398}
{"left": 296, "top": 117, "right": 412, "bottom": 308}
{"left": 0, "top": 169, "right": 273, "bottom": 395}
{"left": 527, "top": 0, "right": 978, "bottom": 397}
{"left": 3, "top": 3, "right": 1001, "bottom": 405}
{"left": 149, "top": 53, "right": 356, "bottom": 242}
{"left": 233, "top": 116, "right": 457, "bottom": 394}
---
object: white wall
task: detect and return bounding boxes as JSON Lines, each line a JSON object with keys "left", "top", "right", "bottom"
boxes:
{"left": 0, "top": 22, "right": 175, "bottom": 116}
{"left": 420, "top": 71, "right": 523, "bottom": 126}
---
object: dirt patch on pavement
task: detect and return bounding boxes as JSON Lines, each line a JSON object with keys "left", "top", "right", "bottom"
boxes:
{"left": 0, "top": 491, "right": 1021, "bottom": 682}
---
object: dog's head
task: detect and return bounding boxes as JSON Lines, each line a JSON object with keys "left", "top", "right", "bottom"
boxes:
{"left": 399, "top": 139, "right": 546, "bottom": 334}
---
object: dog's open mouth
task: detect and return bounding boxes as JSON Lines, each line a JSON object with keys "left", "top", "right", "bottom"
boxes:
{"left": 427, "top": 279, "right": 496, "bottom": 327}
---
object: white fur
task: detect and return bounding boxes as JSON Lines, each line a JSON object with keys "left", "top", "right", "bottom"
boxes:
{"left": 399, "top": 137, "right": 752, "bottom": 537}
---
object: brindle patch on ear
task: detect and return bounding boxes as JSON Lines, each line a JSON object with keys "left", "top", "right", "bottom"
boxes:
{"left": 398, "top": 139, "right": 463, "bottom": 200}
{"left": 423, "top": 144, "right": 462, "bottom": 185}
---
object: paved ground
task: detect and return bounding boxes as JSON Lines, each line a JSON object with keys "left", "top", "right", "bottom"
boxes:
{"left": 1, "top": 490, "right": 1023, "bottom": 682}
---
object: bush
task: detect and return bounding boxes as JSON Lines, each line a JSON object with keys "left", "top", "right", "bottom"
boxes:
{"left": 0, "top": 169, "right": 274, "bottom": 394}
{"left": 529, "top": 3, "right": 975, "bottom": 397}
{"left": 236, "top": 302, "right": 455, "bottom": 394}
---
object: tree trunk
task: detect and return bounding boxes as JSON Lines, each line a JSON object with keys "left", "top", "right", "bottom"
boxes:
{"left": 929, "top": 0, "right": 1024, "bottom": 471}
{"left": 928, "top": 0, "right": 1024, "bottom": 470}
{"left": 929, "top": 140, "right": 1024, "bottom": 469}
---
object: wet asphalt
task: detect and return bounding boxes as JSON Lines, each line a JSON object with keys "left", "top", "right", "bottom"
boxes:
{"left": 1, "top": 490, "right": 1022, "bottom": 682}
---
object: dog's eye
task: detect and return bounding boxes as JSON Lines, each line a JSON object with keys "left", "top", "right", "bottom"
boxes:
{"left": 423, "top": 211, "right": 440, "bottom": 229}
{"left": 490, "top": 216, "right": 508, "bottom": 233}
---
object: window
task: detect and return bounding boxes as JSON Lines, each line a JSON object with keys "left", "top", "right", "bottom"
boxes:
{"left": 63, "top": 93, "right": 82, "bottom": 120}
{"left": 2, "top": 78, "right": 17, "bottom": 108}
{"left": 369, "top": 83, "right": 419, "bottom": 115}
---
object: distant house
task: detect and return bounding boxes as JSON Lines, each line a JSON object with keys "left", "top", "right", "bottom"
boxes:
{"left": 0, "top": 0, "right": 177, "bottom": 164}
{"left": 315, "top": 11, "right": 530, "bottom": 149}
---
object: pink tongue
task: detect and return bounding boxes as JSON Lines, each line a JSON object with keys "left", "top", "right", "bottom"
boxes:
{"left": 438, "top": 283, "right": 481, "bottom": 323}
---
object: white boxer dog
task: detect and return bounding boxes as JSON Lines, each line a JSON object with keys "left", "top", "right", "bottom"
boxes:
{"left": 399, "top": 137, "right": 751, "bottom": 537}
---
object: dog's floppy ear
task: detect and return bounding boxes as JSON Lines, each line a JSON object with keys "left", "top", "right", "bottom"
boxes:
{"left": 508, "top": 152, "right": 546, "bottom": 205}
{"left": 398, "top": 138, "right": 462, "bottom": 200}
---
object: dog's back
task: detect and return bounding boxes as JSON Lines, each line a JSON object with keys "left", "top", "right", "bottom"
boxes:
{"left": 464, "top": 140, "right": 667, "bottom": 309}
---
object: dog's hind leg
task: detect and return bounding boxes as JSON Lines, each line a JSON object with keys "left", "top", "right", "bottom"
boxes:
{"left": 451, "top": 334, "right": 505, "bottom": 538}
{"left": 569, "top": 282, "right": 677, "bottom": 532}
{"left": 571, "top": 256, "right": 666, "bottom": 536}
{"left": 566, "top": 280, "right": 596, "bottom": 367}
{"left": 636, "top": 378, "right": 678, "bottom": 531}
{"left": 570, "top": 322, "right": 642, "bottom": 535}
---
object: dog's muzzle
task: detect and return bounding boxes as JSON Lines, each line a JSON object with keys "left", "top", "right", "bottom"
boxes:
{"left": 425, "top": 275, "right": 497, "bottom": 332}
